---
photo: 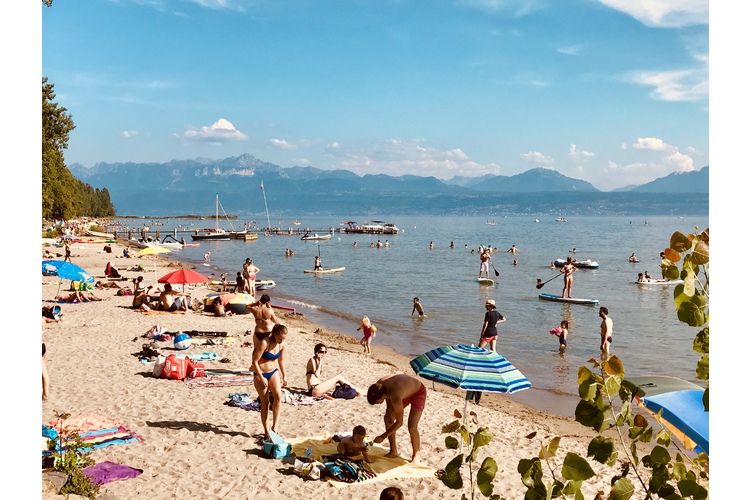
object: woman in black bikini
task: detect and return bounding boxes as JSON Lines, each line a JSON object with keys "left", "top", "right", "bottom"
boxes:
{"left": 252, "top": 324, "right": 288, "bottom": 439}
{"left": 305, "top": 343, "right": 363, "bottom": 398}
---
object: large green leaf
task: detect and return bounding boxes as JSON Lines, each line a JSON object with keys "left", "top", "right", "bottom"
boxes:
{"left": 610, "top": 477, "right": 635, "bottom": 500}
{"left": 677, "top": 301, "right": 706, "bottom": 326}
{"left": 670, "top": 232, "right": 690, "bottom": 253}
{"left": 441, "top": 454, "right": 464, "bottom": 489}
{"left": 445, "top": 435, "right": 459, "bottom": 450}
{"left": 649, "top": 446, "right": 672, "bottom": 467}
{"left": 561, "top": 452, "right": 596, "bottom": 481}
{"left": 690, "top": 240, "right": 709, "bottom": 265}
{"left": 474, "top": 427, "right": 493, "bottom": 448}
{"left": 587, "top": 436, "right": 617, "bottom": 466}
{"left": 696, "top": 353, "right": 709, "bottom": 382}
{"left": 678, "top": 479, "right": 708, "bottom": 500}
{"left": 518, "top": 458, "right": 543, "bottom": 488}
{"left": 477, "top": 457, "right": 498, "bottom": 497}
{"left": 578, "top": 378, "right": 598, "bottom": 401}
{"left": 442, "top": 420, "right": 462, "bottom": 434}
{"left": 693, "top": 327, "right": 709, "bottom": 354}
{"left": 662, "top": 263, "right": 680, "bottom": 280}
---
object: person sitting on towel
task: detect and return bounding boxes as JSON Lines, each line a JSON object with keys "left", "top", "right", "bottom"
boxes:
{"left": 337, "top": 425, "right": 372, "bottom": 463}
{"left": 158, "top": 284, "right": 189, "bottom": 312}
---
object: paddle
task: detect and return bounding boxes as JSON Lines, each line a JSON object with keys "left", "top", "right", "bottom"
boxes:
{"left": 536, "top": 273, "right": 562, "bottom": 289}
{"left": 491, "top": 262, "right": 500, "bottom": 277}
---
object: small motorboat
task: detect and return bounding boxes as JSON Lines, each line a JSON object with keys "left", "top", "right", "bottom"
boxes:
{"left": 553, "top": 258, "right": 599, "bottom": 269}
{"left": 300, "top": 233, "right": 332, "bottom": 241}
{"left": 556, "top": 217, "right": 568, "bottom": 223}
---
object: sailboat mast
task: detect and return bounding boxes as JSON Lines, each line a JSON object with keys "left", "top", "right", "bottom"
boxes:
{"left": 215, "top": 194, "right": 219, "bottom": 231}
{"left": 261, "top": 181, "right": 271, "bottom": 231}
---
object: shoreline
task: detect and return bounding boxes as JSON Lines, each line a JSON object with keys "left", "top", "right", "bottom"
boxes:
{"left": 41, "top": 236, "right": 641, "bottom": 498}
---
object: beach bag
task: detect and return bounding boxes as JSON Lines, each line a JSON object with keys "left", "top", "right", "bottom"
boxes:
{"left": 152, "top": 355, "right": 166, "bottom": 378}
{"left": 42, "top": 305, "right": 62, "bottom": 321}
{"left": 162, "top": 354, "right": 188, "bottom": 380}
{"left": 293, "top": 457, "right": 324, "bottom": 480}
{"left": 262, "top": 430, "right": 291, "bottom": 459}
{"left": 186, "top": 359, "right": 205, "bottom": 378}
{"left": 332, "top": 384, "right": 357, "bottom": 400}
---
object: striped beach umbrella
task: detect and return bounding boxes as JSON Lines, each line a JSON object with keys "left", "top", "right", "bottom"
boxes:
{"left": 410, "top": 344, "right": 531, "bottom": 394}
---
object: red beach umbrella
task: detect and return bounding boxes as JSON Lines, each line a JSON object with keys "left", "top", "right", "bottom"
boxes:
{"left": 157, "top": 268, "right": 210, "bottom": 285}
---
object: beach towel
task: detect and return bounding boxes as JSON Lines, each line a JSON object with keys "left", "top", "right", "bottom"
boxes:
{"left": 225, "top": 393, "right": 262, "bottom": 411}
{"left": 83, "top": 461, "right": 143, "bottom": 485}
{"left": 286, "top": 435, "right": 435, "bottom": 489}
{"left": 43, "top": 425, "right": 145, "bottom": 455}
{"left": 142, "top": 309, "right": 186, "bottom": 315}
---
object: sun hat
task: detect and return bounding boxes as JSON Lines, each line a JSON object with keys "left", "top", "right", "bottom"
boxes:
{"left": 485, "top": 299, "right": 495, "bottom": 307}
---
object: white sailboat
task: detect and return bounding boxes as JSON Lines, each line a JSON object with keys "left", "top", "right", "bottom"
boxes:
{"left": 191, "top": 194, "right": 230, "bottom": 240}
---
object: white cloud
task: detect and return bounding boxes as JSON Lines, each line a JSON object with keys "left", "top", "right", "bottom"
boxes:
{"left": 322, "top": 139, "right": 502, "bottom": 179}
{"left": 457, "top": 0, "right": 544, "bottom": 17}
{"left": 122, "top": 130, "right": 138, "bottom": 138}
{"left": 665, "top": 151, "right": 694, "bottom": 172}
{"left": 632, "top": 137, "right": 669, "bottom": 151}
{"left": 596, "top": 0, "right": 708, "bottom": 28}
{"left": 186, "top": 0, "right": 247, "bottom": 12}
{"left": 632, "top": 65, "right": 708, "bottom": 102}
{"left": 569, "top": 144, "right": 594, "bottom": 159}
{"left": 269, "top": 139, "right": 297, "bottom": 150}
{"left": 181, "top": 118, "right": 248, "bottom": 143}
{"left": 520, "top": 151, "right": 554, "bottom": 164}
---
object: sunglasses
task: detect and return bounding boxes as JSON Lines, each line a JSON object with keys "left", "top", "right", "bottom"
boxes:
{"left": 317, "top": 350, "right": 328, "bottom": 354}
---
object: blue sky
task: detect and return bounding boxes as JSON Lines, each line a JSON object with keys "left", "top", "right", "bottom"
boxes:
{"left": 39, "top": 0, "right": 708, "bottom": 191}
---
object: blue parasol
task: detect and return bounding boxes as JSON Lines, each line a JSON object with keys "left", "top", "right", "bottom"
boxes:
{"left": 624, "top": 376, "right": 708, "bottom": 455}
{"left": 42, "top": 260, "right": 94, "bottom": 283}
{"left": 410, "top": 344, "right": 531, "bottom": 394}
{"left": 411, "top": 344, "right": 530, "bottom": 454}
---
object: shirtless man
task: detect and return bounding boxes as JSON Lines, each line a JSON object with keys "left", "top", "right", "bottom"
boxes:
{"left": 367, "top": 374, "right": 426, "bottom": 463}
{"left": 158, "top": 284, "right": 189, "bottom": 312}
{"left": 478, "top": 248, "right": 491, "bottom": 279}
{"left": 247, "top": 294, "right": 278, "bottom": 349}
{"left": 599, "top": 306, "right": 613, "bottom": 360}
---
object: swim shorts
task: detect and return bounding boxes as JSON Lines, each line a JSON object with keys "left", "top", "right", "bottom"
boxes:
{"left": 403, "top": 383, "right": 427, "bottom": 412}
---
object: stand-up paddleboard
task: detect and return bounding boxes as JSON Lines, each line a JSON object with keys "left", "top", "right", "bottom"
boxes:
{"left": 304, "top": 267, "right": 345, "bottom": 274}
{"left": 538, "top": 293, "right": 599, "bottom": 305}
{"left": 477, "top": 277, "right": 494, "bottom": 285}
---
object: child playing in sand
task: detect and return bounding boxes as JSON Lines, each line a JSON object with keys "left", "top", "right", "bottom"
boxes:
{"left": 550, "top": 320, "right": 569, "bottom": 349}
{"left": 337, "top": 425, "right": 372, "bottom": 463}
{"left": 411, "top": 297, "right": 425, "bottom": 317}
{"left": 357, "top": 316, "right": 376, "bottom": 355}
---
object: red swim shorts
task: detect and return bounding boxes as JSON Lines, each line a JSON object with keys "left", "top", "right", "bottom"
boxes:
{"left": 402, "top": 383, "right": 427, "bottom": 412}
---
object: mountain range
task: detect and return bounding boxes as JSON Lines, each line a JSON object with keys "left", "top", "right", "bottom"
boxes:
{"left": 68, "top": 155, "right": 709, "bottom": 217}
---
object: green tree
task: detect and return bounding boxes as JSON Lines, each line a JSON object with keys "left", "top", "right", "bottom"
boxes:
{"left": 42, "top": 77, "right": 116, "bottom": 219}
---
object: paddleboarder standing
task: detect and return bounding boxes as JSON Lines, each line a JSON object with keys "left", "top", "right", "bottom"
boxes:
{"left": 479, "top": 248, "right": 491, "bottom": 279}
{"left": 560, "top": 256, "right": 577, "bottom": 298}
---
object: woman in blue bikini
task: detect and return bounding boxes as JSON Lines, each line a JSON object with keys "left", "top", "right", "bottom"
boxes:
{"left": 252, "top": 324, "right": 288, "bottom": 439}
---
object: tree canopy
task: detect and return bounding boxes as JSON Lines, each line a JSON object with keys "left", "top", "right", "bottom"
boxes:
{"left": 42, "top": 77, "right": 116, "bottom": 220}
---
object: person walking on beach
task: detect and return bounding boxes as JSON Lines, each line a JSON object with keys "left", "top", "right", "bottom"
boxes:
{"left": 478, "top": 248, "right": 491, "bottom": 279}
{"left": 234, "top": 271, "right": 245, "bottom": 294}
{"left": 560, "top": 256, "right": 577, "bottom": 298}
{"left": 479, "top": 299, "right": 505, "bottom": 352}
{"left": 367, "top": 374, "right": 426, "bottom": 463}
{"left": 63, "top": 240, "right": 72, "bottom": 262}
{"left": 247, "top": 294, "right": 278, "bottom": 349}
{"left": 252, "top": 324, "right": 288, "bottom": 439}
{"left": 358, "top": 316, "right": 377, "bottom": 355}
{"left": 411, "top": 297, "right": 425, "bottom": 317}
{"left": 599, "top": 307, "right": 613, "bottom": 360}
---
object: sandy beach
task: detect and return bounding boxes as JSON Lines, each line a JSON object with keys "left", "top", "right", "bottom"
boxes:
{"left": 39, "top": 237, "right": 649, "bottom": 499}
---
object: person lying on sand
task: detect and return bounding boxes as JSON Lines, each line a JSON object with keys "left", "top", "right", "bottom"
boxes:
{"left": 56, "top": 291, "right": 103, "bottom": 303}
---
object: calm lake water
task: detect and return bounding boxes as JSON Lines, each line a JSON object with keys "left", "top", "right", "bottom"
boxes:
{"left": 114, "top": 214, "right": 709, "bottom": 417}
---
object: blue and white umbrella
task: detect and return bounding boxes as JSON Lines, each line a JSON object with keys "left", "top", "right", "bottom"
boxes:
{"left": 411, "top": 344, "right": 530, "bottom": 453}
{"left": 42, "top": 260, "right": 94, "bottom": 283}
{"left": 410, "top": 344, "right": 531, "bottom": 394}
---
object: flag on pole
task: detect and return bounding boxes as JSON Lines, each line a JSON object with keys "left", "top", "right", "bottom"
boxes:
{"left": 260, "top": 181, "right": 264, "bottom": 190}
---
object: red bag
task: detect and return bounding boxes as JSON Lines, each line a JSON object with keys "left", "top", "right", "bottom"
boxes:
{"left": 162, "top": 354, "right": 188, "bottom": 380}
{"left": 186, "top": 359, "right": 205, "bottom": 378}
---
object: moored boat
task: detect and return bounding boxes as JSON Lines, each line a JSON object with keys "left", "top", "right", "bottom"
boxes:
{"left": 300, "top": 233, "right": 332, "bottom": 241}
{"left": 191, "top": 194, "right": 230, "bottom": 241}
{"left": 553, "top": 258, "right": 599, "bottom": 269}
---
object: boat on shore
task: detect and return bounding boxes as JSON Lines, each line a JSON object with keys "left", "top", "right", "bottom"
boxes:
{"left": 301, "top": 233, "right": 332, "bottom": 241}
{"left": 553, "top": 258, "right": 599, "bottom": 269}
